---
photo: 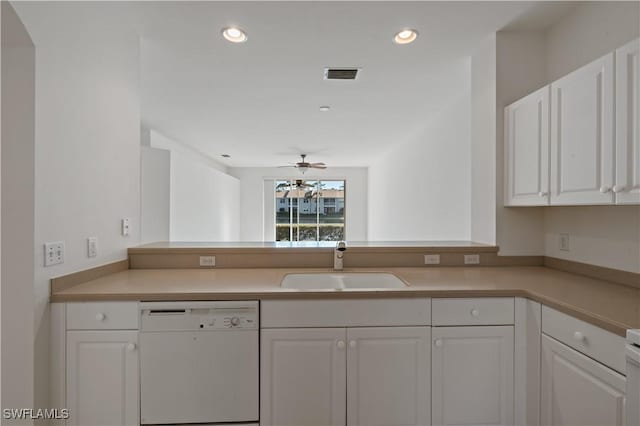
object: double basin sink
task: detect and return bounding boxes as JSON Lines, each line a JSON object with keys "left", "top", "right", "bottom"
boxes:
{"left": 281, "top": 272, "right": 406, "bottom": 290}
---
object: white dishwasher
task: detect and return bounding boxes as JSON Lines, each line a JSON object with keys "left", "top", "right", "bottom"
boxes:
{"left": 139, "top": 301, "right": 259, "bottom": 425}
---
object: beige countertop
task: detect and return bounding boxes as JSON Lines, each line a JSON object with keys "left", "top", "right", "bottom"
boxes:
{"left": 51, "top": 266, "right": 640, "bottom": 336}
{"left": 131, "top": 241, "right": 496, "bottom": 250}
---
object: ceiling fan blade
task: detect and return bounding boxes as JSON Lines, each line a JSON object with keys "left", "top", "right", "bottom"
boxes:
{"left": 310, "top": 165, "right": 327, "bottom": 169}
{"left": 309, "top": 162, "right": 326, "bottom": 166}
{"left": 277, "top": 165, "right": 297, "bottom": 168}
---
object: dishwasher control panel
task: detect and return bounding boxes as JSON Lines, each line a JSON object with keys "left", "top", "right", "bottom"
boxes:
{"left": 140, "top": 301, "right": 258, "bottom": 331}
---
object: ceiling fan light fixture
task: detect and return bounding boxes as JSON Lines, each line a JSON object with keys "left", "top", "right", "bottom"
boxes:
{"left": 222, "top": 27, "right": 247, "bottom": 43}
{"left": 394, "top": 29, "right": 418, "bottom": 45}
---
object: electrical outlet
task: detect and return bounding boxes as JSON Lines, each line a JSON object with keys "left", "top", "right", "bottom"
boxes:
{"left": 44, "top": 241, "right": 65, "bottom": 266}
{"left": 199, "top": 256, "right": 216, "bottom": 267}
{"left": 424, "top": 254, "right": 440, "bottom": 265}
{"left": 560, "top": 233, "right": 570, "bottom": 251}
{"left": 464, "top": 254, "right": 480, "bottom": 265}
{"left": 87, "top": 237, "right": 98, "bottom": 258}
{"left": 121, "top": 218, "right": 130, "bottom": 236}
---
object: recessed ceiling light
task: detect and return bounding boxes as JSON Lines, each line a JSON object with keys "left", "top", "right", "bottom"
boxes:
{"left": 394, "top": 29, "right": 418, "bottom": 45}
{"left": 222, "top": 27, "right": 247, "bottom": 43}
{"left": 319, "top": 106, "right": 331, "bottom": 112}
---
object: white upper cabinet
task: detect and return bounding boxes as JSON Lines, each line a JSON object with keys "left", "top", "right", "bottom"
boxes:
{"left": 615, "top": 38, "right": 640, "bottom": 204}
{"left": 550, "top": 52, "right": 615, "bottom": 205}
{"left": 504, "top": 86, "right": 550, "bottom": 206}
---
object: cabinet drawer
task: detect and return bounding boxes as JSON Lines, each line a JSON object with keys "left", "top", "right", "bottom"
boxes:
{"left": 261, "top": 298, "right": 431, "bottom": 328}
{"left": 432, "top": 298, "right": 514, "bottom": 326}
{"left": 66, "top": 302, "right": 139, "bottom": 330}
{"left": 541, "top": 305, "right": 625, "bottom": 374}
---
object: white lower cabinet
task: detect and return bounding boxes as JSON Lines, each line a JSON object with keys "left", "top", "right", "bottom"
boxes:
{"left": 260, "top": 326, "right": 431, "bottom": 426}
{"left": 346, "top": 327, "right": 431, "bottom": 426}
{"left": 260, "top": 328, "right": 347, "bottom": 426}
{"left": 66, "top": 330, "right": 139, "bottom": 426}
{"left": 431, "top": 326, "right": 514, "bottom": 426}
{"left": 541, "top": 334, "right": 626, "bottom": 426}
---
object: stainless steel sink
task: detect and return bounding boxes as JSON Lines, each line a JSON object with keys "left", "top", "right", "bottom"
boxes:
{"left": 281, "top": 272, "right": 406, "bottom": 290}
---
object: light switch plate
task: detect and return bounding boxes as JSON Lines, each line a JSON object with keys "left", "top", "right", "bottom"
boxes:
{"left": 464, "top": 254, "right": 480, "bottom": 265}
{"left": 199, "top": 256, "right": 216, "bottom": 267}
{"left": 560, "top": 233, "right": 570, "bottom": 251}
{"left": 87, "top": 237, "right": 98, "bottom": 258}
{"left": 424, "top": 254, "right": 440, "bottom": 265}
{"left": 44, "top": 241, "right": 65, "bottom": 266}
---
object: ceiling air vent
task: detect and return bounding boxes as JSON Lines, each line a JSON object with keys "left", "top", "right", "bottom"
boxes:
{"left": 324, "top": 68, "right": 359, "bottom": 80}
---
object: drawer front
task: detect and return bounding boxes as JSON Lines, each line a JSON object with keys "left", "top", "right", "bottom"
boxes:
{"left": 261, "top": 298, "right": 431, "bottom": 328}
{"left": 432, "top": 298, "right": 514, "bottom": 326}
{"left": 66, "top": 302, "right": 139, "bottom": 330}
{"left": 541, "top": 305, "right": 625, "bottom": 374}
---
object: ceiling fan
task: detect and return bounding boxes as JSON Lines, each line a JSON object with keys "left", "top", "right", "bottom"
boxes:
{"left": 278, "top": 154, "right": 327, "bottom": 174}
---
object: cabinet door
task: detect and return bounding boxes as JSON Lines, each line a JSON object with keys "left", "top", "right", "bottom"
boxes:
{"left": 615, "top": 38, "right": 640, "bottom": 204}
{"left": 432, "top": 326, "right": 514, "bottom": 426}
{"left": 261, "top": 328, "right": 347, "bottom": 426}
{"left": 66, "top": 331, "right": 138, "bottom": 426}
{"left": 346, "top": 327, "right": 430, "bottom": 426}
{"left": 504, "top": 86, "right": 550, "bottom": 206}
{"left": 550, "top": 53, "right": 615, "bottom": 205}
{"left": 541, "top": 335, "right": 625, "bottom": 426}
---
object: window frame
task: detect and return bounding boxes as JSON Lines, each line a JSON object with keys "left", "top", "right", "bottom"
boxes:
{"left": 273, "top": 179, "right": 346, "bottom": 242}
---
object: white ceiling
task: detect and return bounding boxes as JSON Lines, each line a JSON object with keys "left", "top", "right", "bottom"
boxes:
{"left": 13, "top": 1, "right": 578, "bottom": 167}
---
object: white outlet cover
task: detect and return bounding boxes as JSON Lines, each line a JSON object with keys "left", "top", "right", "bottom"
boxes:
{"left": 199, "top": 256, "right": 216, "bottom": 267}
{"left": 424, "top": 254, "right": 440, "bottom": 265}
{"left": 44, "top": 241, "right": 65, "bottom": 266}
{"left": 121, "top": 218, "right": 130, "bottom": 236}
{"left": 560, "top": 233, "right": 570, "bottom": 251}
{"left": 464, "top": 254, "right": 480, "bottom": 265}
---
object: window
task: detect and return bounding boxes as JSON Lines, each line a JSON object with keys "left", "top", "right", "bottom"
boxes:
{"left": 275, "top": 180, "right": 345, "bottom": 241}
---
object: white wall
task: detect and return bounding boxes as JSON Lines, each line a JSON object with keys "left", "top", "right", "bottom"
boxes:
{"left": 546, "top": 1, "right": 640, "bottom": 82}
{"left": 495, "top": 31, "right": 547, "bottom": 255}
{"left": 543, "top": 2, "right": 640, "bottom": 272}
{"left": 1, "top": 2, "right": 35, "bottom": 419}
{"left": 32, "top": 34, "right": 142, "bottom": 411}
{"left": 148, "top": 130, "right": 240, "bottom": 241}
{"left": 228, "top": 167, "right": 368, "bottom": 241}
{"left": 140, "top": 146, "right": 170, "bottom": 243}
{"left": 367, "top": 72, "right": 471, "bottom": 241}
{"left": 470, "top": 34, "right": 497, "bottom": 245}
